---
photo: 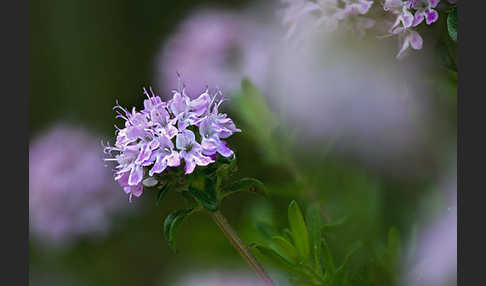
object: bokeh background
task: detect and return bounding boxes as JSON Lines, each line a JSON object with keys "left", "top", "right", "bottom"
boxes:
{"left": 30, "top": 0, "right": 457, "bottom": 285}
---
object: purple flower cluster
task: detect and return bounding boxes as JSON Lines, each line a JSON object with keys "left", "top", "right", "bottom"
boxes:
{"left": 384, "top": 0, "right": 441, "bottom": 58}
{"left": 104, "top": 78, "right": 241, "bottom": 202}
{"left": 281, "top": 0, "right": 453, "bottom": 59}
{"left": 29, "top": 125, "right": 124, "bottom": 246}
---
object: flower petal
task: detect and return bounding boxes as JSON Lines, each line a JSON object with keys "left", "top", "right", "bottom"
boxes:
{"left": 396, "top": 35, "right": 411, "bottom": 59}
{"left": 115, "top": 171, "right": 130, "bottom": 186}
{"left": 176, "top": 129, "right": 196, "bottom": 150}
{"left": 184, "top": 158, "right": 196, "bottom": 174}
{"left": 169, "top": 92, "right": 188, "bottom": 116}
{"left": 401, "top": 10, "right": 414, "bottom": 28}
{"left": 166, "top": 151, "right": 181, "bottom": 167}
{"left": 131, "top": 183, "right": 143, "bottom": 197}
{"left": 164, "top": 124, "right": 178, "bottom": 139}
{"left": 194, "top": 153, "right": 213, "bottom": 166}
{"left": 149, "top": 155, "right": 167, "bottom": 176}
{"left": 409, "top": 31, "right": 423, "bottom": 50}
{"left": 201, "top": 137, "right": 219, "bottom": 155}
{"left": 189, "top": 91, "right": 211, "bottom": 116}
{"left": 217, "top": 141, "right": 234, "bottom": 157}
{"left": 424, "top": 8, "right": 438, "bottom": 25}
{"left": 135, "top": 143, "right": 152, "bottom": 164}
{"left": 128, "top": 165, "right": 144, "bottom": 186}
{"left": 430, "top": 0, "right": 440, "bottom": 8}
{"left": 412, "top": 12, "right": 424, "bottom": 27}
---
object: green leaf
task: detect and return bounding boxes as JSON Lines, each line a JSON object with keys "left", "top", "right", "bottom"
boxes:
{"left": 447, "top": 7, "right": 457, "bottom": 42}
{"left": 271, "top": 236, "right": 299, "bottom": 263}
{"left": 232, "top": 79, "right": 282, "bottom": 164}
{"left": 239, "top": 78, "right": 279, "bottom": 131}
{"left": 163, "top": 208, "right": 193, "bottom": 252}
{"left": 336, "top": 241, "right": 362, "bottom": 274}
{"left": 253, "top": 245, "right": 310, "bottom": 278}
{"left": 321, "top": 237, "right": 336, "bottom": 280}
{"left": 306, "top": 204, "right": 323, "bottom": 275}
{"left": 282, "top": 228, "right": 294, "bottom": 245}
{"left": 256, "top": 222, "right": 279, "bottom": 240}
{"left": 220, "top": 177, "right": 267, "bottom": 199}
{"left": 188, "top": 180, "right": 219, "bottom": 211}
{"left": 321, "top": 216, "right": 348, "bottom": 232}
{"left": 288, "top": 200, "right": 310, "bottom": 261}
{"left": 155, "top": 184, "right": 169, "bottom": 207}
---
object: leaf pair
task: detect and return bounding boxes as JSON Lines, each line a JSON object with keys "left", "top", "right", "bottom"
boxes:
{"left": 161, "top": 158, "right": 268, "bottom": 252}
{"left": 254, "top": 201, "right": 362, "bottom": 286}
{"left": 163, "top": 208, "right": 194, "bottom": 251}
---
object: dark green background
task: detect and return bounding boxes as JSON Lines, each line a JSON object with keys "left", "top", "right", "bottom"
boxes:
{"left": 30, "top": 1, "right": 457, "bottom": 285}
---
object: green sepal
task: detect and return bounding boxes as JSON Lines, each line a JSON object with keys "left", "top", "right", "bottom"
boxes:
{"left": 271, "top": 235, "right": 299, "bottom": 263}
{"left": 288, "top": 200, "right": 310, "bottom": 261}
{"left": 163, "top": 208, "right": 194, "bottom": 252}
{"left": 255, "top": 222, "right": 279, "bottom": 240}
{"left": 252, "top": 244, "right": 302, "bottom": 276}
{"left": 282, "top": 228, "right": 294, "bottom": 245}
{"left": 306, "top": 203, "right": 323, "bottom": 276}
{"left": 321, "top": 237, "right": 336, "bottom": 280}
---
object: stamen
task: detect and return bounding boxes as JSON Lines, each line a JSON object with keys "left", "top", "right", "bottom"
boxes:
{"left": 149, "top": 86, "right": 156, "bottom": 98}
{"left": 143, "top": 87, "right": 150, "bottom": 99}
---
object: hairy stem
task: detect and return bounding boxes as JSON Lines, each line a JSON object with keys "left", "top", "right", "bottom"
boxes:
{"left": 209, "top": 210, "right": 276, "bottom": 286}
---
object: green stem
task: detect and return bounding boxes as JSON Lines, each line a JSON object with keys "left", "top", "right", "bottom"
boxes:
{"left": 209, "top": 210, "right": 276, "bottom": 286}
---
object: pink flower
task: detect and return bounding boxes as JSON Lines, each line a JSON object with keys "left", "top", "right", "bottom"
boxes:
{"left": 396, "top": 28, "right": 423, "bottom": 59}
{"left": 411, "top": 0, "right": 440, "bottom": 26}
{"left": 105, "top": 76, "right": 240, "bottom": 200}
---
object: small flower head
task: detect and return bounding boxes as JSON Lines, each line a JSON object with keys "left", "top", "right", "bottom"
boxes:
{"left": 105, "top": 76, "right": 241, "bottom": 202}
{"left": 381, "top": 0, "right": 438, "bottom": 59}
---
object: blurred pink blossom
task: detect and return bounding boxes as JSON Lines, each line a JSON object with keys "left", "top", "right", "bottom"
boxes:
{"left": 29, "top": 124, "right": 125, "bottom": 247}
{"left": 155, "top": 9, "right": 274, "bottom": 99}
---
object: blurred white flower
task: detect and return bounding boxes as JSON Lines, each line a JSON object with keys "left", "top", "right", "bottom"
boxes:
{"left": 265, "top": 30, "right": 435, "bottom": 177}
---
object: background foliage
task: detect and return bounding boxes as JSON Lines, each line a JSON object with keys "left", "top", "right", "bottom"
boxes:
{"left": 30, "top": 1, "right": 457, "bottom": 285}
